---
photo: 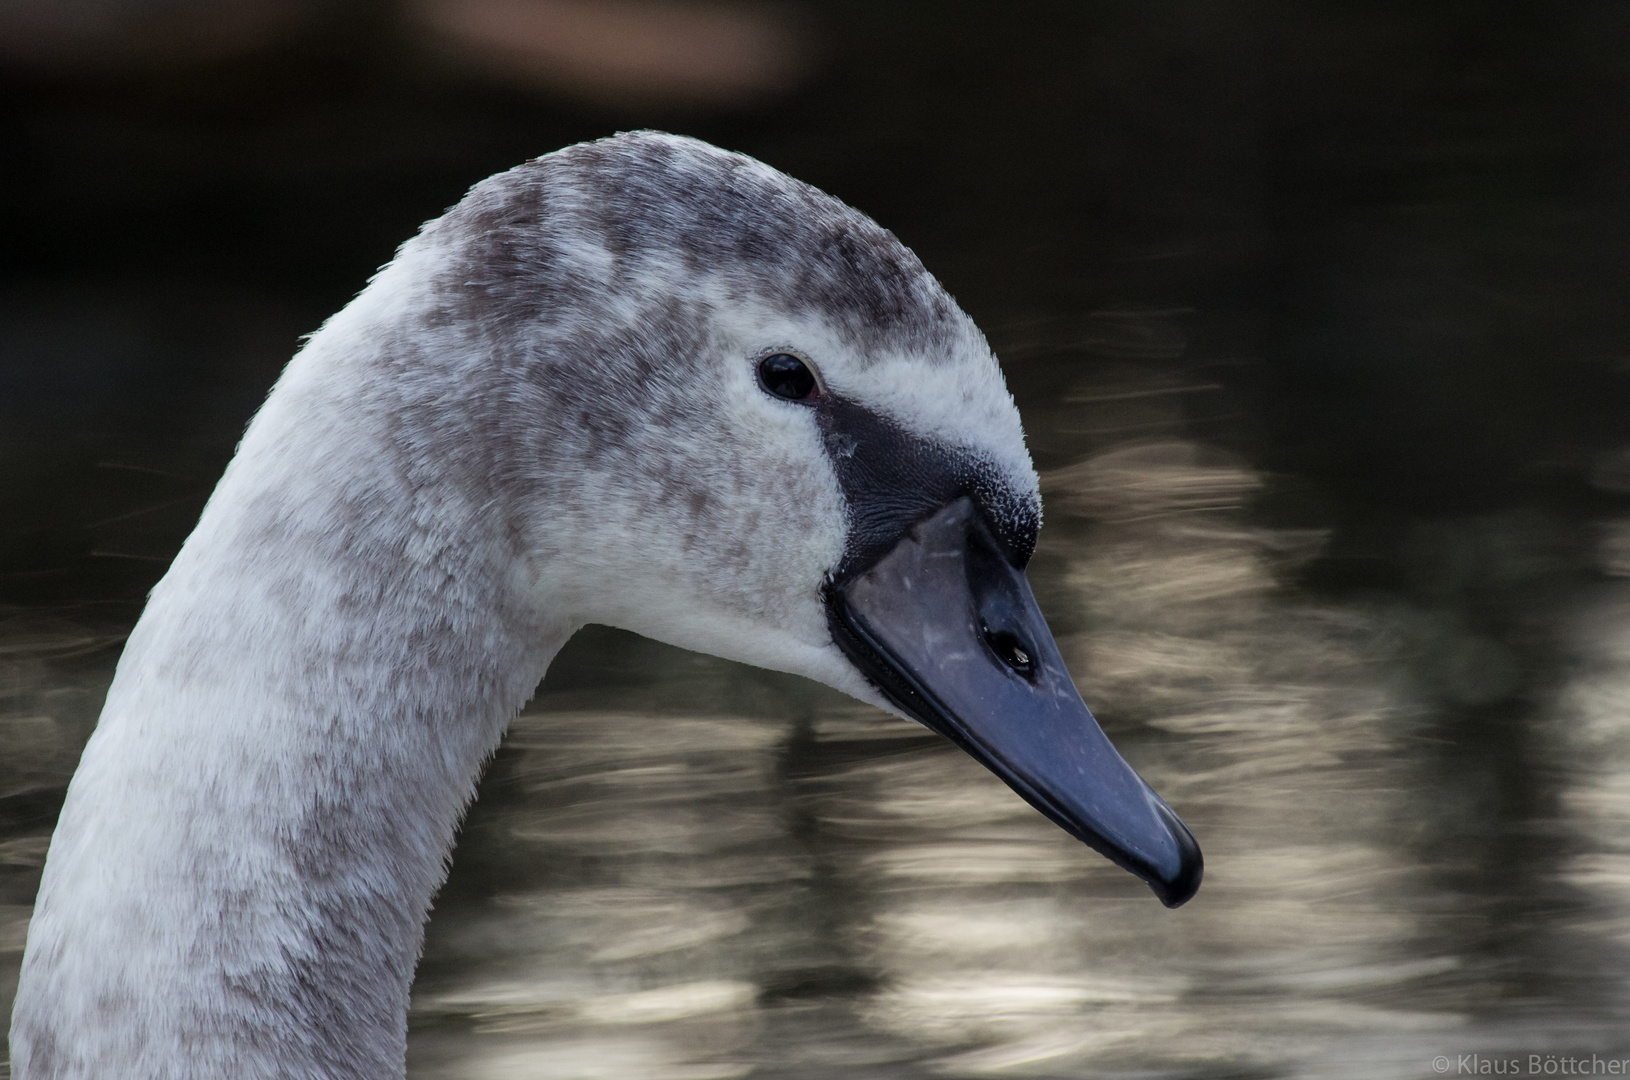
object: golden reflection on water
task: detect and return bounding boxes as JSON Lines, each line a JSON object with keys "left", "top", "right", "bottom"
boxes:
{"left": 1555, "top": 584, "right": 1630, "bottom": 955}
{"left": 5, "top": 420, "right": 1630, "bottom": 1077}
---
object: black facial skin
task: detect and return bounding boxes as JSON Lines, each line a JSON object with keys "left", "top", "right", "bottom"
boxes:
{"left": 814, "top": 397, "right": 1038, "bottom": 578}
{"left": 813, "top": 395, "right": 1204, "bottom": 909}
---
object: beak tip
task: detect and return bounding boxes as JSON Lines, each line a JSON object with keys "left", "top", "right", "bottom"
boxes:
{"left": 1149, "top": 801, "right": 1204, "bottom": 909}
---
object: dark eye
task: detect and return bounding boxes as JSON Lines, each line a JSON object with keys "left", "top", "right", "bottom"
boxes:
{"left": 758, "top": 353, "right": 818, "bottom": 401}
{"left": 985, "top": 628, "right": 1035, "bottom": 678}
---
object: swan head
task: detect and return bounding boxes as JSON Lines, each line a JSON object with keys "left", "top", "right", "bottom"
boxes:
{"left": 352, "top": 131, "right": 1200, "bottom": 906}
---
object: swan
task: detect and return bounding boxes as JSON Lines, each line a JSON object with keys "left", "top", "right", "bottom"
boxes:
{"left": 8, "top": 131, "right": 1201, "bottom": 1079}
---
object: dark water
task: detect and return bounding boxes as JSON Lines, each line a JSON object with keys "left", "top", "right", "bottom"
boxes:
{"left": 5, "top": 3, "right": 1630, "bottom": 1077}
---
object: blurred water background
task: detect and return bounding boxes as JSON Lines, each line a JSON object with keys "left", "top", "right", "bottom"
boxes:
{"left": 5, "top": 2, "right": 1630, "bottom": 1077}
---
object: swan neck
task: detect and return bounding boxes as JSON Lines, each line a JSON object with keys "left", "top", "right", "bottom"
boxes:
{"left": 10, "top": 339, "right": 567, "bottom": 1078}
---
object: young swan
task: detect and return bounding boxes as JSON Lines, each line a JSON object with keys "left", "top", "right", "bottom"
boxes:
{"left": 10, "top": 132, "right": 1201, "bottom": 1079}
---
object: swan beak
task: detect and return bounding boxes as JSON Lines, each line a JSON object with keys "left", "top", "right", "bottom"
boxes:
{"left": 825, "top": 496, "right": 1203, "bottom": 908}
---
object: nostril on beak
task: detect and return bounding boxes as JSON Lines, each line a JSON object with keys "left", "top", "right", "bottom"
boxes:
{"left": 983, "top": 627, "right": 1035, "bottom": 677}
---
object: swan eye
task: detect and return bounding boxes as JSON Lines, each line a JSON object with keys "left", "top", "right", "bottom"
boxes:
{"left": 985, "top": 628, "right": 1035, "bottom": 678}
{"left": 758, "top": 353, "right": 818, "bottom": 402}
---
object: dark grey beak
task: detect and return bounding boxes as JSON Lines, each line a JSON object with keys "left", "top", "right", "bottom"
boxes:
{"left": 825, "top": 497, "right": 1202, "bottom": 908}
